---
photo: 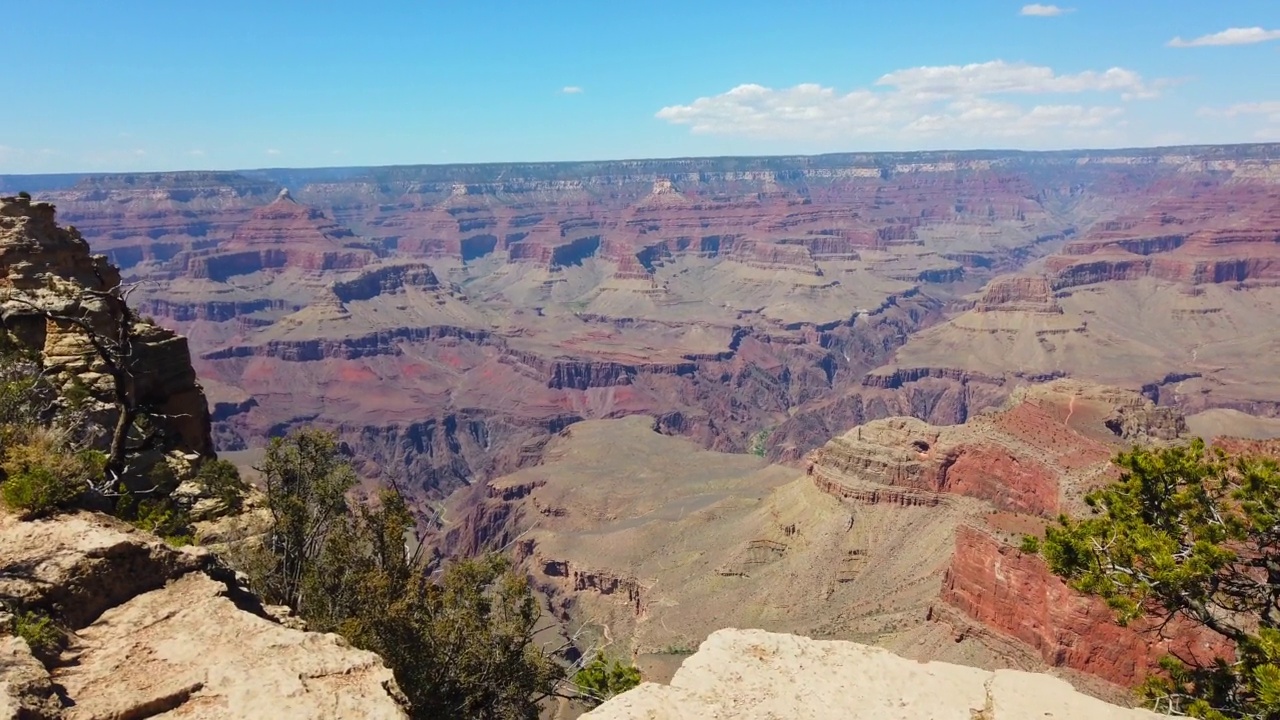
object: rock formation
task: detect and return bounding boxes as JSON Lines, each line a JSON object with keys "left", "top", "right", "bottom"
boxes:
{"left": 0, "top": 195, "right": 213, "bottom": 459}
{"left": 836, "top": 172, "right": 1280, "bottom": 439}
{"left": 0, "top": 510, "right": 409, "bottom": 719}
{"left": 806, "top": 380, "right": 1185, "bottom": 516}
{"left": 941, "top": 525, "right": 1229, "bottom": 688}
{"left": 442, "top": 381, "right": 1218, "bottom": 700}
{"left": 186, "top": 189, "right": 376, "bottom": 281}
{"left": 584, "top": 629, "right": 1169, "bottom": 719}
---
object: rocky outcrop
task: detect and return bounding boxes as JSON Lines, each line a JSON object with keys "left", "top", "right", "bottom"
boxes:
{"left": 330, "top": 262, "right": 443, "bottom": 302}
{"left": 0, "top": 195, "right": 213, "bottom": 457}
{"left": 1045, "top": 183, "right": 1280, "bottom": 289}
{"left": 973, "top": 275, "right": 1062, "bottom": 314}
{"left": 725, "top": 240, "right": 823, "bottom": 275}
{"left": 803, "top": 380, "right": 1148, "bottom": 516}
{"left": 186, "top": 190, "right": 375, "bottom": 280}
{"left": 584, "top": 628, "right": 1170, "bottom": 719}
{"left": 507, "top": 234, "right": 601, "bottom": 269}
{"left": 941, "top": 525, "right": 1229, "bottom": 688}
{"left": 0, "top": 510, "right": 410, "bottom": 719}
{"left": 0, "top": 635, "right": 59, "bottom": 720}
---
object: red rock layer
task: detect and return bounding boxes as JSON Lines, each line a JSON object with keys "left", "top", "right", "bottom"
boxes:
{"left": 1047, "top": 183, "right": 1280, "bottom": 288}
{"left": 942, "top": 525, "right": 1232, "bottom": 687}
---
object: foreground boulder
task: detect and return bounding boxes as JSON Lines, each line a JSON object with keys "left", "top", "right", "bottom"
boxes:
{"left": 0, "top": 511, "right": 409, "bottom": 719}
{"left": 585, "top": 629, "right": 1168, "bottom": 720}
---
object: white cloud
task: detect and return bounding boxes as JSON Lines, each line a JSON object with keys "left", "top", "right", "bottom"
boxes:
{"left": 132, "top": 149, "right": 146, "bottom": 157}
{"left": 187, "top": 149, "right": 206, "bottom": 157}
{"left": 877, "top": 61, "right": 1161, "bottom": 99}
{"left": 905, "top": 100, "right": 1122, "bottom": 138}
{"left": 1168, "top": 27, "right": 1280, "bottom": 47}
{"left": 1020, "top": 4, "right": 1070, "bottom": 17}
{"left": 561, "top": 86, "right": 584, "bottom": 94}
{"left": 1200, "top": 101, "right": 1280, "bottom": 123}
{"left": 265, "top": 148, "right": 281, "bottom": 156}
{"left": 656, "top": 60, "right": 1160, "bottom": 146}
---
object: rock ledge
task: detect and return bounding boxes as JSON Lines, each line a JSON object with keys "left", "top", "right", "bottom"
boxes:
{"left": 585, "top": 628, "right": 1169, "bottom": 720}
{"left": 0, "top": 511, "right": 409, "bottom": 719}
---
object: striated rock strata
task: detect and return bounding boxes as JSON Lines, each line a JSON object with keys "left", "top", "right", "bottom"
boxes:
{"left": 0, "top": 195, "right": 213, "bottom": 457}
{"left": 941, "top": 525, "right": 1229, "bottom": 688}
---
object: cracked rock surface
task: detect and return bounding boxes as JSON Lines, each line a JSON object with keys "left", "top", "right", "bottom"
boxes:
{"left": 0, "top": 511, "right": 409, "bottom": 719}
{"left": 584, "top": 628, "right": 1171, "bottom": 720}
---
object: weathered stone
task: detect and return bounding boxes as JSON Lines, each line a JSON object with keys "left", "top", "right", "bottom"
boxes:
{"left": 0, "top": 635, "right": 60, "bottom": 720}
{"left": 0, "top": 194, "right": 213, "bottom": 459}
{"left": 55, "top": 573, "right": 407, "bottom": 720}
{"left": 0, "top": 509, "right": 410, "bottom": 719}
{"left": 941, "top": 525, "right": 1230, "bottom": 688}
{"left": 584, "top": 629, "right": 1171, "bottom": 720}
{"left": 0, "top": 511, "right": 209, "bottom": 628}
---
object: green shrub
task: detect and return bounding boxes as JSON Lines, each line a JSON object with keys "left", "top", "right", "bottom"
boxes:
{"left": 134, "top": 499, "right": 192, "bottom": 544}
{"left": 115, "top": 489, "right": 193, "bottom": 545}
{"left": 0, "top": 338, "right": 52, "bottom": 445}
{"left": 1042, "top": 441, "right": 1280, "bottom": 718}
{"left": 748, "top": 428, "right": 773, "bottom": 458}
{"left": 13, "top": 610, "right": 64, "bottom": 662}
{"left": 61, "top": 376, "right": 92, "bottom": 410}
{"left": 241, "top": 428, "right": 565, "bottom": 720}
{"left": 196, "top": 458, "right": 248, "bottom": 510}
{"left": 0, "top": 434, "right": 101, "bottom": 518}
{"left": 1018, "top": 535, "right": 1040, "bottom": 554}
{"left": 573, "top": 655, "right": 642, "bottom": 705}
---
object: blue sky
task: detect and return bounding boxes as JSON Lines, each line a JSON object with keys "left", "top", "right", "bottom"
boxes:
{"left": 3, "top": 0, "right": 1279, "bottom": 173}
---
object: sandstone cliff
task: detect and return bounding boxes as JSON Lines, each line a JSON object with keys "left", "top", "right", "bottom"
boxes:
{"left": 584, "top": 629, "right": 1169, "bottom": 719}
{"left": 0, "top": 194, "right": 213, "bottom": 460}
{"left": 0, "top": 509, "right": 410, "bottom": 719}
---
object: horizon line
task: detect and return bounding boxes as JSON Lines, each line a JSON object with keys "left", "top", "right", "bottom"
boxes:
{"left": 3, "top": 141, "right": 1279, "bottom": 180}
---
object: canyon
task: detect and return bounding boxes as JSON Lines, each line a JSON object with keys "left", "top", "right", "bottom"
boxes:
{"left": 5, "top": 147, "right": 1280, "bottom": 707}
{"left": 450, "top": 380, "right": 1232, "bottom": 703}
{"left": 5, "top": 146, "right": 1279, "bottom": 509}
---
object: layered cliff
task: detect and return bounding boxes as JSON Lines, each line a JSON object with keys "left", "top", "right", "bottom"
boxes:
{"left": 0, "top": 195, "right": 213, "bottom": 459}
{"left": 850, "top": 174, "right": 1280, "bottom": 429}
{"left": 941, "top": 525, "right": 1228, "bottom": 688}
{"left": 806, "top": 379, "right": 1184, "bottom": 516}
{"left": 186, "top": 189, "right": 376, "bottom": 281}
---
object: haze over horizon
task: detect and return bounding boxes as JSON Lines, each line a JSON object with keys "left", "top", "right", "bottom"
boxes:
{"left": 4, "top": 0, "right": 1280, "bottom": 174}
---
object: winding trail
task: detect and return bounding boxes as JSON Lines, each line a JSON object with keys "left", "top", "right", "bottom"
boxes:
{"left": 1173, "top": 344, "right": 1203, "bottom": 399}
{"left": 1064, "top": 394, "right": 1077, "bottom": 427}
